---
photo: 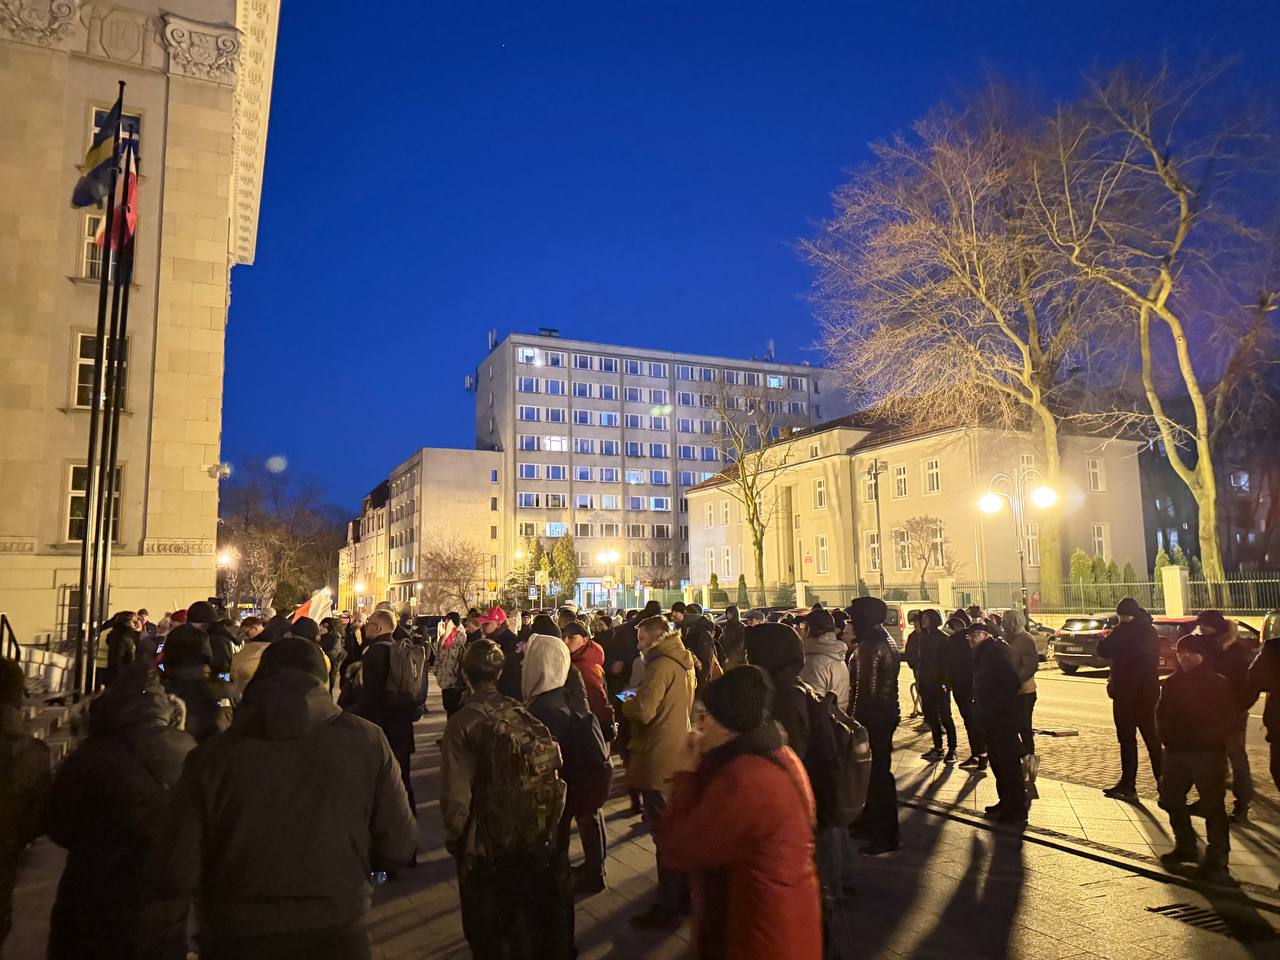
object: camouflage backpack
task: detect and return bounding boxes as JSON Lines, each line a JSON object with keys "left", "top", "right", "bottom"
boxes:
{"left": 472, "top": 699, "right": 567, "bottom": 855}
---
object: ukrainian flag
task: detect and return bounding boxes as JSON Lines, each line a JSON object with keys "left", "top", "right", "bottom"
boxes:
{"left": 71, "top": 98, "right": 121, "bottom": 208}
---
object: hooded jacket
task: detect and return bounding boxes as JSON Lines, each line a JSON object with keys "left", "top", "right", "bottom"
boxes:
{"left": 523, "top": 633, "right": 571, "bottom": 704}
{"left": 798, "top": 632, "right": 851, "bottom": 708}
{"left": 914, "top": 610, "right": 948, "bottom": 687}
{"left": 1157, "top": 663, "right": 1238, "bottom": 752}
{"left": 851, "top": 625, "right": 901, "bottom": 727}
{"left": 569, "top": 638, "right": 613, "bottom": 735}
{"left": 661, "top": 723, "right": 822, "bottom": 960}
{"left": 1203, "top": 624, "right": 1254, "bottom": 714}
{"left": 1248, "top": 637, "right": 1279, "bottom": 739}
{"left": 47, "top": 667, "right": 195, "bottom": 959}
{"left": 151, "top": 669, "right": 416, "bottom": 944}
{"left": 971, "top": 638, "right": 1022, "bottom": 731}
{"left": 1097, "top": 611, "right": 1159, "bottom": 703}
{"left": 621, "top": 631, "right": 697, "bottom": 791}
{"left": 1002, "top": 609, "right": 1039, "bottom": 695}
{"left": 719, "top": 613, "right": 747, "bottom": 670}
{"left": 683, "top": 615, "right": 720, "bottom": 687}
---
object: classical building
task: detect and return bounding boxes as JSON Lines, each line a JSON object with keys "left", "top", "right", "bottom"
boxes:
{"left": 0, "top": 0, "right": 279, "bottom": 641}
{"left": 687, "top": 419, "right": 1148, "bottom": 607}
{"left": 473, "top": 329, "right": 847, "bottom": 604}
{"left": 336, "top": 481, "right": 389, "bottom": 616}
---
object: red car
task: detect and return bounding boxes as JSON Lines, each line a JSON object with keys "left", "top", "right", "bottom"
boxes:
{"left": 1152, "top": 616, "right": 1261, "bottom": 674}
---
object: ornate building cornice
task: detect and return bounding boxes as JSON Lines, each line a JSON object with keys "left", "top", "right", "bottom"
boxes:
{"left": 229, "top": 0, "right": 279, "bottom": 266}
{"left": 159, "top": 12, "right": 238, "bottom": 84}
{"left": 0, "top": 0, "right": 77, "bottom": 46}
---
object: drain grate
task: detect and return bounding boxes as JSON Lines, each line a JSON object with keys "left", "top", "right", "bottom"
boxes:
{"left": 1147, "top": 903, "right": 1278, "bottom": 944}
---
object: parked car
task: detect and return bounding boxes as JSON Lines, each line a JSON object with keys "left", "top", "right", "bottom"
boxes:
{"left": 1053, "top": 614, "right": 1118, "bottom": 674}
{"left": 986, "top": 607, "right": 1056, "bottom": 660}
{"left": 1151, "top": 616, "right": 1261, "bottom": 674}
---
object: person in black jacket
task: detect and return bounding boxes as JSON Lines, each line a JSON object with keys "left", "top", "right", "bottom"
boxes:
{"left": 682, "top": 603, "right": 720, "bottom": 688}
{"left": 349, "top": 609, "right": 420, "bottom": 813}
{"left": 943, "top": 612, "right": 986, "bottom": 770}
{"left": 477, "top": 605, "right": 523, "bottom": 701}
{"left": 1156, "top": 634, "right": 1237, "bottom": 879}
{"left": 0, "top": 658, "right": 50, "bottom": 954}
{"left": 1197, "top": 610, "right": 1254, "bottom": 822}
{"left": 100, "top": 610, "right": 140, "bottom": 687}
{"left": 846, "top": 596, "right": 901, "bottom": 857}
{"left": 187, "top": 601, "right": 238, "bottom": 681}
{"left": 48, "top": 661, "right": 195, "bottom": 959}
{"left": 968, "top": 624, "right": 1027, "bottom": 824}
{"left": 1097, "top": 597, "right": 1162, "bottom": 802}
{"left": 160, "top": 624, "right": 235, "bottom": 743}
{"left": 916, "top": 609, "right": 957, "bottom": 762}
{"left": 1248, "top": 614, "right": 1280, "bottom": 793}
{"left": 744, "top": 622, "right": 846, "bottom": 910}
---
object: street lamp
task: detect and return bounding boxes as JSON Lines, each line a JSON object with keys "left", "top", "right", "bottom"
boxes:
{"left": 865, "top": 459, "right": 889, "bottom": 596}
{"left": 217, "top": 550, "right": 235, "bottom": 568}
{"left": 978, "top": 467, "right": 1057, "bottom": 615}
{"left": 597, "top": 549, "right": 621, "bottom": 607}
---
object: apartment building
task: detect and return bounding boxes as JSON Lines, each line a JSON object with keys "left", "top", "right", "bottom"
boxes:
{"left": 474, "top": 330, "right": 845, "bottom": 604}
{"left": 336, "top": 482, "right": 389, "bottom": 615}
{"left": 688, "top": 419, "right": 1147, "bottom": 602}
{"left": 0, "top": 0, "right": 279, "bottom": 641}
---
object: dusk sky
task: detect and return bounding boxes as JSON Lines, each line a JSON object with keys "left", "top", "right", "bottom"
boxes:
{"left": 222, "top": 0, "right": 1280, "bottom": 512}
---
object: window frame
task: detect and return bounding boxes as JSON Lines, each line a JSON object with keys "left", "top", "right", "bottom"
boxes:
{"left": 65, "top": 462, "right": 123, "bottom": 543}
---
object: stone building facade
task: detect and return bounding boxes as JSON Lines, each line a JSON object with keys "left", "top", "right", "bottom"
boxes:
{"left": 0, "top": 0, "right": 279, "bottom": 641}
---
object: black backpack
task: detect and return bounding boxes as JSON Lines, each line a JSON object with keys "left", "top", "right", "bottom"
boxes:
{"left": 826, "top": 699, "right": 872, "bottom": 826}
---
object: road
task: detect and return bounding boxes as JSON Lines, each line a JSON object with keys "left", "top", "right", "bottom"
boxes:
{"left": 898, "top": 663, "right": 1278, "bottom": 822}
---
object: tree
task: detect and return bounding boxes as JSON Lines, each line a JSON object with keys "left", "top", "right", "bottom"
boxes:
{"left": 1153, "top": 548, "right": 1171, "bottom": 606}
{"left": 707, "top": 382, "right": 807, "bottom": 605}
{"left": 419, "top": 532, "right": 487, "bottom": 612}
{"left": 1122, "top": 561, "right": 1137, "bottom": 584}
{"left": 551, "top": 535, "right": 580, "bottom": 604}
{"left": 1069, "top": 549, "right": 1093, "bottom": 584}
{"left": 736, "top": 573, "right": 750, "bottom": 607}
{"left": 1030, "top": 65, "right": 1278, "bottom": 581}
{"left": 903, "top": 515, "right": 947, "bottom": 599}
{"left": 1170, "top": 545, "right": 1189, "bottom": 568}
{"left": 218, "top": 461, "right": 345, "bottom": 611}
{"left": 502, "top": 536, "right": 543, "bottom": 609}
{"left": 802, "top": 92, "right": 1110, "bottom": 592}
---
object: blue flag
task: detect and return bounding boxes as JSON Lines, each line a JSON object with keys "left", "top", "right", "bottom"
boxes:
{"left": 71, "top": 97, "right": 121, "bottom": 208}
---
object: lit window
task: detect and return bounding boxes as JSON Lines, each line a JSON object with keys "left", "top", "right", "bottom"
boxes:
{"left": 1230, "top": 470, "right": 1251, "bottom": 493}
{"left": 66, "top": 463, "right": 121, "bottom": 542}
{"left": 73, "top": 333, "right": 128, "bottom": 409}
{"left": 546, "top": 521, "right": 567, "bottom": 536}
{"left": 766, "top": 374, "right": 785, "bottom": 389}
{"left": 625, "top": 469, "right": 645, "bottom": 484}
{"left": 517, "top": 347, "right": 538, "bottom": 364}
{"left": 544, "top": 436, "right": 568, "bottom": 452}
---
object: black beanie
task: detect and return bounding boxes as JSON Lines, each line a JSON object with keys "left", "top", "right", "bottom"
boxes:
{"left": 641, "top": 600, "right": 662, "bottom": 618}
{"left": 701, "top": 665, "right": 773, "bottom": 734}
{"left": 671, "top": 601, "right": 687, "bottom": 615}
{"left": 1116, "top": 597, "right": 1144, "bottom": 619}
{"left": 803, "top": 607, "right": 836, "bottom": 636}
{"left": 744, "top": 623, "right": 805, "bottom": 676}
{"left": 289, "top": 617, "right": 320, "bottom": 642}
{"left": 847, "top": 596, "right": 887, "bottom": 632}
{"left": 257, "top": 637, "right": 329, "bottom": 684}
{"left": 163, "top": 624, "right": 212, "bottom": 667}
{"left": 186, "top": 600, "right": 217, "bottom": 625}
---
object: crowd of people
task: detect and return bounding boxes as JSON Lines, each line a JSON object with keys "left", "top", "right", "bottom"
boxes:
{"left": 0, "top": 591, "right": 1277, "bottom": 959}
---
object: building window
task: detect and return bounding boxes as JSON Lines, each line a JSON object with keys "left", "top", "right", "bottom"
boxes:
{"left": 624, "top": 413, "right": 644, "bottom": 429}
{"left": 546, "top": 408, "right": 566, "bottom": 424}
{"left": 1025, "top": 520, "right": 1040, "bottom": 567}
{"left": 73, "top": 333, "right": 128, "bottom": 409}
{"left": 766, "top": 374, "right": 785, "bottom": 389}
{"left": 575, "top": 522, "right": 593, "bottom": 538}
{"left": 625, "top": 468, "right": 645, "bottom": 485}
{"left": 518, "top": 463, "right": 539, "bottom": 480}
{"left": 517, "top": 520, "right": 536, "bottom": 537}
{"left": 573, "top": 409, "right": 593, "bottom": 425}
{"left": 678, "top": 444, "right": 696, "bottom": 460}
{"left": 653, "top": 523, "right": 671, "bottom": 538}
{"left": 572, "top": 381, "right": 592, "bottom": 399}
{"left": 517, "top": 405, "right": 540, "bottom": 421}
{"left": 1020, "top": 452, "right": 1035, "bottom": 471}
{"left": 490, "top": 469, "right": 499, "bottom": 484}
{"left": 544, "top": 379, "right": 566, "bottom": 396}
{"left": 678, "top": 417, "right": 694, "bottom": 433}
{"left": 627, "top": 522, "right": 646, "bottom": 538}
{"left": 650, "top": 388, "right": 669, "bottom": 404}
{"left": 574, "top": 437, "right": 595, "bottom": 454}
{"left": 893, "top": 529, "right": 911, "bottom": 571}
{"left": 930, "top": 521, "right": 945, "bottom": 566}
{"left": 600, "top": 521, "right": 620, "bottom": 537}
{"left": 544, "top": 436, "right": 568, "bottom": 452}
{"left": 573, "top": 353, "right": 593, "bottom": 370}
{"left": 574, "top": 465, "right": 593, "bottom": 482}
{"left": 490, "top": 525, "right": 499, "bottom": 540}
{"left": 546, "top": 521, "right": 567, "bottom": 537}
{"left": 650, "top": 442, "right": 669, "bottom": 458}
{"left": 704, "top": 503, "right": 714, "bottom": 528}
{"left": 816, "top": 535, "right": 829, "bottom": 575}
{"left": 723, "top": 370, "right": 742, "bottom": 386}
{"left": 721, "top": 500, "right": 730, "bottom": 525}
{"left": 647, "top": 362, "right": 667, "bottom": 378}
{"left": 650, "top": 469, "right": 670, "bottom": 485}
{"left": 1090, "top": 522, "right": 1110, "bottom": 559}
{"left": 706, "top": 547, "right": 716, "bottom": 577}
{"left": 1087, "top": 458, "right": 1106, "bottom": 492}
{"left": 626, "top": 496, "right": 645, "bottom": 511}
{"left": 574, "top": 494, "right": 594, "bottom": 509}
{"left": 1229, "top": 470, "right": 1250, "bottom": 493}
{"left": 547, "top": 465, "right": 567, "bottom": 481}
{"left": 517, "top": 346, "right": 538, "bottom": 364}
{"left": 517, "top": 492, "right": 540, "bottom": 509}
{"left": 787, "top": 400, "right": 808, "bottom": 415}
{"left": 546, "top": 493, "right": 567, "bottom": 509}
{"left": 600, "top": 384, "right": 618, "bottom": 400}
{"left": 601, "top": 466, "right": 620, "bottom": 483}
{"left": 677, "top": 470, "right": 695, "bottom": 486}
{"left": 490, "top": 496, "right": 498, "bottom": 511}
{"left": 743, "top": 371, "right": 762, "bottom": 387}
{"left": 700, "top": 447, "right": 718, "bottom": 462}
{"left": 601, "top": 496, "right": 620, "bottom": 511}
{"left": 599, "top": 412, "right": 620, "bottom": 427}
{"left": 891, "top": 464, "right": 908, "bottom": 499}
{"left": 624, "top": 387, "right": 643, "bottom": 403}
{"left": 517, "top": 435, "right": 539, "bottom": 451}
{"left": 600, "top": 440, "right": 619, "bottom": 456}
{"left": 650, "top": 416, "right": 669, "bottom": 432}
{"left": 813, "top": 477, "right": 827, "bottom": 510}
{"left": 788, "top": 375, "right": 807, "bottom": 391}
{"left": 517, "top": 376, "right": 538, "bottom": 393}
{"left": 599, "top": 356, "right": 618, "bottom": 373}
{"left": 625, "top": 441, "right": 644, "bottom": 458}
{"left": 676, "top": 365, "right": 693, "bottom": 381}
{"left": 810, "top": 443, "right": 820, "bottom": 459}
{"left": 80, "top": 213, "right": 118, "bottom": 281}
{"left": 722, "top": 545, "right": 732, "bottom": 577}
{"left": 863, "top": 475, "right": 877, "bottom": 502}
{"left": 66, "top": 464, "right": 121, "bottom": 542}
{"left": 923, "top": 458, "right": 941, "bottom": 494}
{"left": 545, "top": 352, "right": 565, "bottom": 368}
{"left": 677, "top": 391, "right": 695, "bottom": 406}
{"left": 698, "top": 366, "right": 715, "bottom": 382}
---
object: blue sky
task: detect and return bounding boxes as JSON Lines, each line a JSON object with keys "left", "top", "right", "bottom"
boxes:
{"left": 221, "top": 0, "right": 1280, "bottom": 510}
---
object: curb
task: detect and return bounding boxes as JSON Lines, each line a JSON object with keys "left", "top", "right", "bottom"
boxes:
{"left": 900, "top": 795, "right": 1280, "bottom": 918}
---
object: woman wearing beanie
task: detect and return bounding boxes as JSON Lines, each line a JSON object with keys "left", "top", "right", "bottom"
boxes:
{"left": 660, "top": 666, "right": 822, "bottom": 960}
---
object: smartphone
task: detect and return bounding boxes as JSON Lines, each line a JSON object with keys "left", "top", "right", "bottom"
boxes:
{"left": 614, "top": 688, "right": 639, "bottom": 703}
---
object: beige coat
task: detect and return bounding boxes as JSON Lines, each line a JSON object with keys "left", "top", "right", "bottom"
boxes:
{"left": 622, "top": 631, "right": 696, "bottom": 792}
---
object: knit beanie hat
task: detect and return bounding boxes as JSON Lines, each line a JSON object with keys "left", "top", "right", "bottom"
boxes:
{"left": 701, "top": 665, "right": 773, "bottom": 734}
{"left": 686, "top": 602, "right": 703, "bottom": 617}
{"left": 531, "top": 614, "right": 561, "bottom": 638}
{"left": 257, "top": 636, "right": 329, "bottom": 684}
{"left": 1176, "top": 633, "right": 1210, "bottom": 658}
{"left": 186, "top": 600, "right": 217, "bottom": 625}
{"left": 671, "top": 601, "right": 687, "bottom": 615}
{"left": 289, "top": 617, "right": 320, "bottom": 642}
{"left": 163, "top": 624, "right": 212, "bottom": 667}
{"left": 1116, "top": 597, "right": 1145, "bottom": 618}
{"left": 744, "top": 623, "right": 805, "bottom": 676}
{"left": 803, "top": 607, "right": 836, "bottom": 636}
{"left": 847, "top": 596, "right": 888, "bottom": 633}
{"left": 641, "top": 599, "right": 662, "bottom": 618}
{"left": 0, "top": 658, "right": 25, "bottom": 708}
{"left": 1195, "top": 610, "right": 1230, "bottom": 635}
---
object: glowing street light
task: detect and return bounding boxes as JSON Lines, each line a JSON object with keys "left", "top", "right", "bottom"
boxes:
{"left": 978, "top": 492, "right": 1004, "bottom": 515}
{"left": 1030, "top": 485, "right": 1058, "bottom": 510}
{"left": 354, "top": 581, "right": 367, "bottom": 594}
{"left": 513, "top": 549, "right": 525, "bottom": 561}
{"left": 217, "top": 550, "right": 235, "bottom": 568}
{"left": 977, "top": 466, "right": 1057, "bottom": 615}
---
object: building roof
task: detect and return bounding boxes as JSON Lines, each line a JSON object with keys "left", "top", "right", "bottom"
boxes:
{"left": 489, "top": 329, "right": 828, "bottom": 372}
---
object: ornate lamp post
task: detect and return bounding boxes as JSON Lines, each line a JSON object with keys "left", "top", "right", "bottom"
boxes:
{"left": 978, "top": 467, "right": 1057, "bottom": 614}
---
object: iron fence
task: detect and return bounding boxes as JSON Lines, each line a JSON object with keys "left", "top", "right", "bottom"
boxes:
{"left": 1188, "top": 574, "right": 1280, "bottom": 615}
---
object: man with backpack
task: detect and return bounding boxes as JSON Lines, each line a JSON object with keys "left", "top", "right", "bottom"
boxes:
{"left": 349, "top": 609, "right": 425, "bottom": 813}
{"left": 441, "top": 639, "right": 574, "bottom": 958}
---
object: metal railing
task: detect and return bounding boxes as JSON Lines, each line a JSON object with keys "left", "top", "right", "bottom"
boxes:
{"left": 1, "top": 614, "right": 18, "bottom": 661}
{"left": 1188, "top": 574, "right": 1280, "bottom": 615}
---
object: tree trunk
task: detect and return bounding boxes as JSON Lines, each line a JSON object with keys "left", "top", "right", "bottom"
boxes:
{"left": 752, "top": 528, "right": 767, "bottom": 607}
{"left": 1195, "top": 461, "right": 1226, "bottom": 583}
{"left": 1034, "top": 411, "right": 1063, "bottom": 606}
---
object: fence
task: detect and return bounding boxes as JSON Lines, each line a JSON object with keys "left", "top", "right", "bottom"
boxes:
{"left": 1187, "top": 574, "right": 1280, "bottom": 616}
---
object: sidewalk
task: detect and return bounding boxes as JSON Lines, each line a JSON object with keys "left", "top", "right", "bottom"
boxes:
{"left": 892, "top": 723, "right": 1280, "bottom": 895}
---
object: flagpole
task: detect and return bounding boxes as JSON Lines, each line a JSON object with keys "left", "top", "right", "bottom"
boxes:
{"left": 73, "top": 80, "right": 125, "bottom": 699}
{"left": 92, "top": 143, "right": 136, "bottom": 683}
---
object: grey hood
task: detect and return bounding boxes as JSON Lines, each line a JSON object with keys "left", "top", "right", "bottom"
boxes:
{"left": 805, "top": 632, "right": 848, "bottom": 663}
{"left": 1004, "top": 609, "right": 1029, "bottom": 636}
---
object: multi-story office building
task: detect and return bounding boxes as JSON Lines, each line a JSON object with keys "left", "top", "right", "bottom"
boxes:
{"left": 474, "top": 329, "right": 845, "bottom": 605}
{"left": 0, "top": 0, "right": 279, "bottom": 641}
{"left": 689, "top": 419, "right": 1147, "bottom": 605}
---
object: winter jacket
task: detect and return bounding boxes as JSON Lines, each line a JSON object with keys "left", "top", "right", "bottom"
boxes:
{"left": 683, "top": 616, "right": 720, "bottom": 687}
{"left": 103, "top": 624, "right": 139, "bottom": 685}
{"left": 150, "top": 669, "right": 416, "bottom": 947}
{"left": 434, "top": 625, "right": 466, "bottom": 690}
{"left": 851, "top": 627, "right": 901, "bottom": 727}
{"left": 1, "top": 703, "right": 50, "bottom": 948}
{"left": 1157, "top": 664, "right": 1238, "bottom": 752}
{"left": 798, "top": 632, "right": 851, "bottom": 708}
{"left": 160, "top": 665, "right": 235, "bottom": 743}
{"left": 1097, "top": 615, "right": 1159, "bottom": 703}
{"left": 719, "top": 617, "right": 747, "bottom": 670}
{"left": 528, "top": 685, "right": 611, "bottom": 819}
{"left": 621, "top": 631, "right": 697, "bottom": 791}
{"left": 1248, "top": 638, "right": 1279, "bottom": 740}
{"left": 915, "top": 611, "right": 948, "bottom": 688}
{"left": 602, "top": 619, "right": 640, "bottom": 694}
{"left": 903, "top": 630, "right": 921, "bottom": 673}
{"left": 349, "top": 639, "right": 419, "bottom": 756}
{"left": 569, "top": 639, "right": 613, "bottom": 736}
{"left": 488, "top": 625, "right": 524, "bottom": 701}
{"left": 1203, "top": 630, "right": 1254, "bottom": 714}
{"left": 47, "top": 669, "right": 194, "bottom": 960}
{"left": 204, "top": 621, "right": 240, "bottom": 677}
{"left": 231, "top": 639, "right": 271, "bottom": 690}
{"left": 1003, "top": 610, "right": 1039, "bottom": 695}
{"left": 661, "top": 723, "right": 822, "bottom": 960}
{"left": 971, "top": 639, "right": 1022, "bottom": 732}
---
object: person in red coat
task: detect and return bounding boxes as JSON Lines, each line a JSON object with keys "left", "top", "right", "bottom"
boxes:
{"left": 660, "top": 666, "right": 823, "bottom": 960}
{"left": 564, "top": 622, "right": 615, "bottom": 740}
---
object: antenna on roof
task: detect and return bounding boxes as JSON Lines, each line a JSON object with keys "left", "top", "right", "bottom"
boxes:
{"left": 765, "top": 339, "right": 776, "bottom": 361}
{"left": 487, "top": 329, "right": 496, "bottom": 350}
